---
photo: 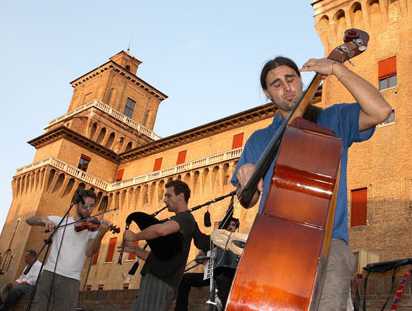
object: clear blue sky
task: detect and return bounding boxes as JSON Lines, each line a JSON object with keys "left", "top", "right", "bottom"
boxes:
{"left": 0, "top": 1, "right": 323, "bottom": 230}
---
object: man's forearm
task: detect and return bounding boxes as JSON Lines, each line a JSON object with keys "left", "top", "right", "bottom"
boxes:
{"left": 129, "top": 224, "right": 163, "bottom": 241}
{"left": 86, "top": 231, "right": 105, "bottom": 257}
{"left": 333, "top": 63, "right": 392, "bottom": 125}
{"left": 26, "top": 216, "right": 47, "bottom": 226}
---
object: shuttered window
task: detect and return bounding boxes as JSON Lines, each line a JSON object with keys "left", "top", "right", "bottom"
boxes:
{"left": 351, "top": 188, "right": 367, "bottom": 227}
{"left": 124, "top": 98, "right": 136, "bottom": 118}
{"left": 378, "top": 56, "right": 397, "bottom": 90}
{"left": 78, "top": 155, "right": 91, "bottom": 172}
{"left": 232, "top": 133, "right": 244, "bottom": 149}
{"left": 176, "top": 150, "right": 187, "bottom": 165}
{"left": 105, "top": 237, "right": 117, "bottom": 262}
{"left": 115, "top": 169, "right": 124, "bottom": 181}
{"left": 153, "top": 158, "right": 163, "bottom": 171}
{"left": 92, "top": 244, "right": 100, "bottom": 265}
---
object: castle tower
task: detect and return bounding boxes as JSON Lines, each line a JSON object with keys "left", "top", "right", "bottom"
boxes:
{"left": 312, "top": 0, "right": 412, "bottom": 263}
{"left": 0, "top": 51, "right": 167, "bottom": 283}
{"left": 0, "top": 46, "right": 275, "bottom": 291}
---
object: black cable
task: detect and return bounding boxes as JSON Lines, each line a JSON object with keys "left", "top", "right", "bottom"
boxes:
{"left": 379, "top": 267, "right": 399, "bottom": 311}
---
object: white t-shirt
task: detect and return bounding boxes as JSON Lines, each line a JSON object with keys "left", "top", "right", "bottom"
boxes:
{"left": 43, "top": 216, "right": 98, "bottom": 280}
{"left": 16, "top": 260, "right": 42, "bottom": 286}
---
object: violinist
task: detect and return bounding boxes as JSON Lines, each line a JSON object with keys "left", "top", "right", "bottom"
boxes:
{"left": 232, "top": 56, "right": 392, "bottom": 310}
{"left": 26, "top": 189, "right": 111, "bottom": 311}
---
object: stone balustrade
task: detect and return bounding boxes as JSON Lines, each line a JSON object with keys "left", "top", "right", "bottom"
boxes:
{"left": 46, "top": 100, "right": 161, "bottom": 141}
{"left": 16, "top": 157, "right": 110, "bottom": 190}
{"left": 15, "top": 148, "right": 243, "bottom": 192}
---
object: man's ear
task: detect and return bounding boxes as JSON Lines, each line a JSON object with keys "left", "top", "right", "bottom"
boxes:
{"left": 177, "top": 193, "right": 185, "bottom": 202}
{"left": 264, "top": 90, "right": 271, "bottom": 102}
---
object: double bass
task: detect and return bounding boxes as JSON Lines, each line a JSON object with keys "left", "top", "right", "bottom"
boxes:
{"left": 226, "top": 29, "right": 370, "bottom": 310}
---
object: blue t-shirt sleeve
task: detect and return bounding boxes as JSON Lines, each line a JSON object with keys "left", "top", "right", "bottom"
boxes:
{"left": 230, "top": 134, "right": 260, "bottom": 187}
{"left": 320, "top": 103, "right": 375, "bottom": 148}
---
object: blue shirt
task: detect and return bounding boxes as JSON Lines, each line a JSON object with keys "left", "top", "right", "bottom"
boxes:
{"left": 231, "top": 103, "right": 374, "bottom": 242}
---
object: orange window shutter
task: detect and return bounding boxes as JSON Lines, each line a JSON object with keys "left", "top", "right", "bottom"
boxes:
{"left": 351, "top": 188, "right": 367, "bottom": 227}
{"left": 153, "top": 158, "right": 163, "bottom": 171}
{"left": 115, "top": 169, "right": 124, "bottom": 181}
{"left": 232, "top": 133, "right": 244, "bottom": 149}
{"left": 176, "top": 150, "right": 187, "bottom": 165}
{"left": 378, "top": 56, "right": 396, "bottom": 80}
{"left": 105, "top": 237, "right": 117, "bottom": 262}
{"left": 92, "top": 245, "right": 100, "bottom": 265}
{"left": 127, "top": 241, "right": 139, "bottom": 260}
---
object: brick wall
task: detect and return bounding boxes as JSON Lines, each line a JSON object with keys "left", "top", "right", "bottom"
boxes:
{"left": 13, "top": 287, "right": 210, "bottom": 311}
{"left": 12, "top": 271, "right": 412, "bottom": 311}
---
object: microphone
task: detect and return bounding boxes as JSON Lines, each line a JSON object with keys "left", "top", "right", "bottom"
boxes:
{"left": 204, "top": 210, "right": 211, "bottom": 227}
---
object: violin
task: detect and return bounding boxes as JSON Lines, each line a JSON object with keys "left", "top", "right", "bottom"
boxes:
{"left": 74, "top": 217, "right": 120, "bottom": 234}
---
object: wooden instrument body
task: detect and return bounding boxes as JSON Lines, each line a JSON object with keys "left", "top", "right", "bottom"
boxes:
{"left": 226, "top": 120, "right": 342, "bottom": 310}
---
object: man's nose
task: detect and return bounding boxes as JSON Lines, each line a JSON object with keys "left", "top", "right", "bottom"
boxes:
{"left": 283, "top": 82, "right": 292, "bottom": 91}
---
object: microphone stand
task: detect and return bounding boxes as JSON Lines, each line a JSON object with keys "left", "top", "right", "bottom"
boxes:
{"left": 206, "top": 193, "right": 235, "bottom": 311}
{"left": 190, "top": 191, "right": 236, "bottom": 214}
{"left": 25, "top": 202, "right": 77, "bottom": 311}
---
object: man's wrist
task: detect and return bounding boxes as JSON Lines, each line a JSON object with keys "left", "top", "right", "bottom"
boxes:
{"left": 96, "top": 230, "right": 106, "bottom": 239}
{"left": 332, "top": 62, "right": 346, "bottom": 80}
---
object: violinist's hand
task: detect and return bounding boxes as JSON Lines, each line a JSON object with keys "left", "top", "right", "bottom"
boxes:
{"left": 43, "top": 220, "right": 55, "bottom": 233}
{"left": 236, "top": 163, "right": 263, "bottom": 208}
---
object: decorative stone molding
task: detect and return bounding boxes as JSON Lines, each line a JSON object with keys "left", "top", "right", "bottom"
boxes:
{"left": 15, "top": 148, "right": 243, "bottom": 192}
{"left": 110, "top": 148, "right": 242, "bottom": 191}
{"left": 121, "top": 103, "right": 275, "bottom": 162}
{"left": 45, "top": 100, "right": 161, "bottom": 141}
{"left": 70, "top": 61, "right": 168, "bottom": 100}
{"left": 29, "top": 126, "right": 120, "bottom": 162}
{"left": 16, "top": 158, "right": 110, "bottom": 190}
